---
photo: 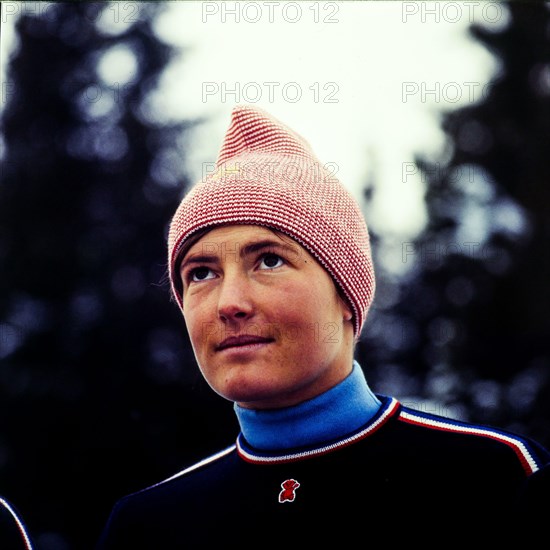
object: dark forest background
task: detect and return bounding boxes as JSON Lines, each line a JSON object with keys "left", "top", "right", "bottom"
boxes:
{"left": 0, "top": 2, "right": 548, "bottom": 548}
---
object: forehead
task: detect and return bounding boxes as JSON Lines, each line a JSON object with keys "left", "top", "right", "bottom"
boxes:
{"left": 184, "top": 224, "right": 303, "bottom": 256}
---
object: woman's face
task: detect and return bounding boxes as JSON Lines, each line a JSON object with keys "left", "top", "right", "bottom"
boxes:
{"left": 179, "top": 224, "right": 355, "bottom": 409}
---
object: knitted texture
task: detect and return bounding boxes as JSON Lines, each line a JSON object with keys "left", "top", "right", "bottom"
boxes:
{"left": 167, "top": 105, "right": 375, "bottom": 336}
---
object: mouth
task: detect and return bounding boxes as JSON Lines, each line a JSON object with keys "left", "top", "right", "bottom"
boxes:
{"left": 216, "top": 335, "right": 275, "bottom": 352}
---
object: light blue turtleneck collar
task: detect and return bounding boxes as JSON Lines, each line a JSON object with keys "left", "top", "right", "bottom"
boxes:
{"left": 234, "top": 361, "right": 381, "bottom": 451}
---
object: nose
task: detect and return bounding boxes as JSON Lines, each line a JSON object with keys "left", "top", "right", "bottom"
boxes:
{"left": 217, "top": 271, "right": 254, "bottom": 323}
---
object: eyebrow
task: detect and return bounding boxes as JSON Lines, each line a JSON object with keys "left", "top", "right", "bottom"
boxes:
{"left": 180, "top": 238, "right": 296, "bottom": 270}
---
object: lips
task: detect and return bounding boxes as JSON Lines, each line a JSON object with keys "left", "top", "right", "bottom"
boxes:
{"left": 216, "top": 335, "right": 275, "bottom": 352}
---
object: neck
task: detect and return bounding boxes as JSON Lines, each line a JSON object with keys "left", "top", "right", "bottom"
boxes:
{"left": 234, "top": 361, "right": 381, "bottom": 450}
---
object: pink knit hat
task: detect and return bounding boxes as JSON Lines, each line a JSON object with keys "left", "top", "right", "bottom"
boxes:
{"left": 167, "top": 105, "right": 375, "bottom": 336}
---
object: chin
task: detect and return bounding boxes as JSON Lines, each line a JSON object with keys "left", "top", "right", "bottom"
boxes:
{"left": 219, "top": 377, "right": 287, "bottom": 406}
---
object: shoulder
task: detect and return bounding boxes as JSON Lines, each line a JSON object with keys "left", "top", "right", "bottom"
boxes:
{"left": 0, "top": 496, "right": 34, "bottom": 550}
{"left": 519, "top": 460, "right": 550, "bottom": 499}
{"left": 515, "top": 461, "right": 550, "bottom": 539}
{"left": 116, "top": 444, "right": 236, "bottom": 509}
{"left": 97, "top": 444, "right": 238, "bottom": 547}
{"left": 149, "top": 444, "right": 237, "bottom": 489}
{"left": 384, "top": 397, "right": 549, "bottom": 476}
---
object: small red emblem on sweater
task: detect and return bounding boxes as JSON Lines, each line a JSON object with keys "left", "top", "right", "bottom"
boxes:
{"left": 278, "top": 479, "right": 300, "bottom": 503}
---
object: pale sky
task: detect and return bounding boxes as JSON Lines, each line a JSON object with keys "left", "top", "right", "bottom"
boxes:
{"left": 1, "top": 1, "right": 508, "bottom": 268}
{"left": 149, "top": 2, "right": 504, "bottom": 243}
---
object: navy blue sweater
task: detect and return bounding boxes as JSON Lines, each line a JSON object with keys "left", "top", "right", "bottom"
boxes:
{"left": 97, "top": 366, "right": 549, "bottom": 547}
{"left": 0, "top": 497, "right": 34, "bottom": 550}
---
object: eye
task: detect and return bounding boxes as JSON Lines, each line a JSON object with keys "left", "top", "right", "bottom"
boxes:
{"left": 259, "top": 253, "right": 284, "bottom": 270}
{"left": 189, "top": 266, "right": 215, "bottom": 282}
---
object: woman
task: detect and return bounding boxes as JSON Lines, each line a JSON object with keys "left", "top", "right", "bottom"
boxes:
{"left": 97, "top": 105, "right": 549, "bottom": 547}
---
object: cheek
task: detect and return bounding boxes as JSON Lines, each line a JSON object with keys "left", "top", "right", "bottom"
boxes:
{"left": 183, "top": 306, "right": 212, "bottom": 353}
{"left": 271, "top": 283, "right": 326, "bottom": 326}
{"left": 279, "top": 283, "right": 344, "bottom": 343}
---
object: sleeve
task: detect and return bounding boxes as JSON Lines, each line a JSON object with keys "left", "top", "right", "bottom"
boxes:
{"left": 514, "top": 461, "right": 550, "bottom": 541}
{"left": 0, "top": 496, "right": 34, "bottom": 550}
{"left": 518, "top": 462, "right": 550, "bottom": 511}
{"left": 95, "top": 500, "right": 126, "bottom": 550}
{"left": 95, "top": 496, "right": 143, "bottom": 550}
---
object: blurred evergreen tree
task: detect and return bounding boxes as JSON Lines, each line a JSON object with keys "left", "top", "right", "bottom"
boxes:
{"left": 0, "top": 3, "right": 236, "bottom": 548}
{"left": 359, "top": 1, "right": 549, "bottom": 449}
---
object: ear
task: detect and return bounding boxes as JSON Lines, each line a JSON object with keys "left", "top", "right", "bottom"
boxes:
{"left": 339, "top": 295, "right": 353, "bottom": 322}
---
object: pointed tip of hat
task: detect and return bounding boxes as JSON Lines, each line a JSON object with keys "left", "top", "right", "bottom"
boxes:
{"left": 216, "top": 104, "right": 314, "bottom": 166}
